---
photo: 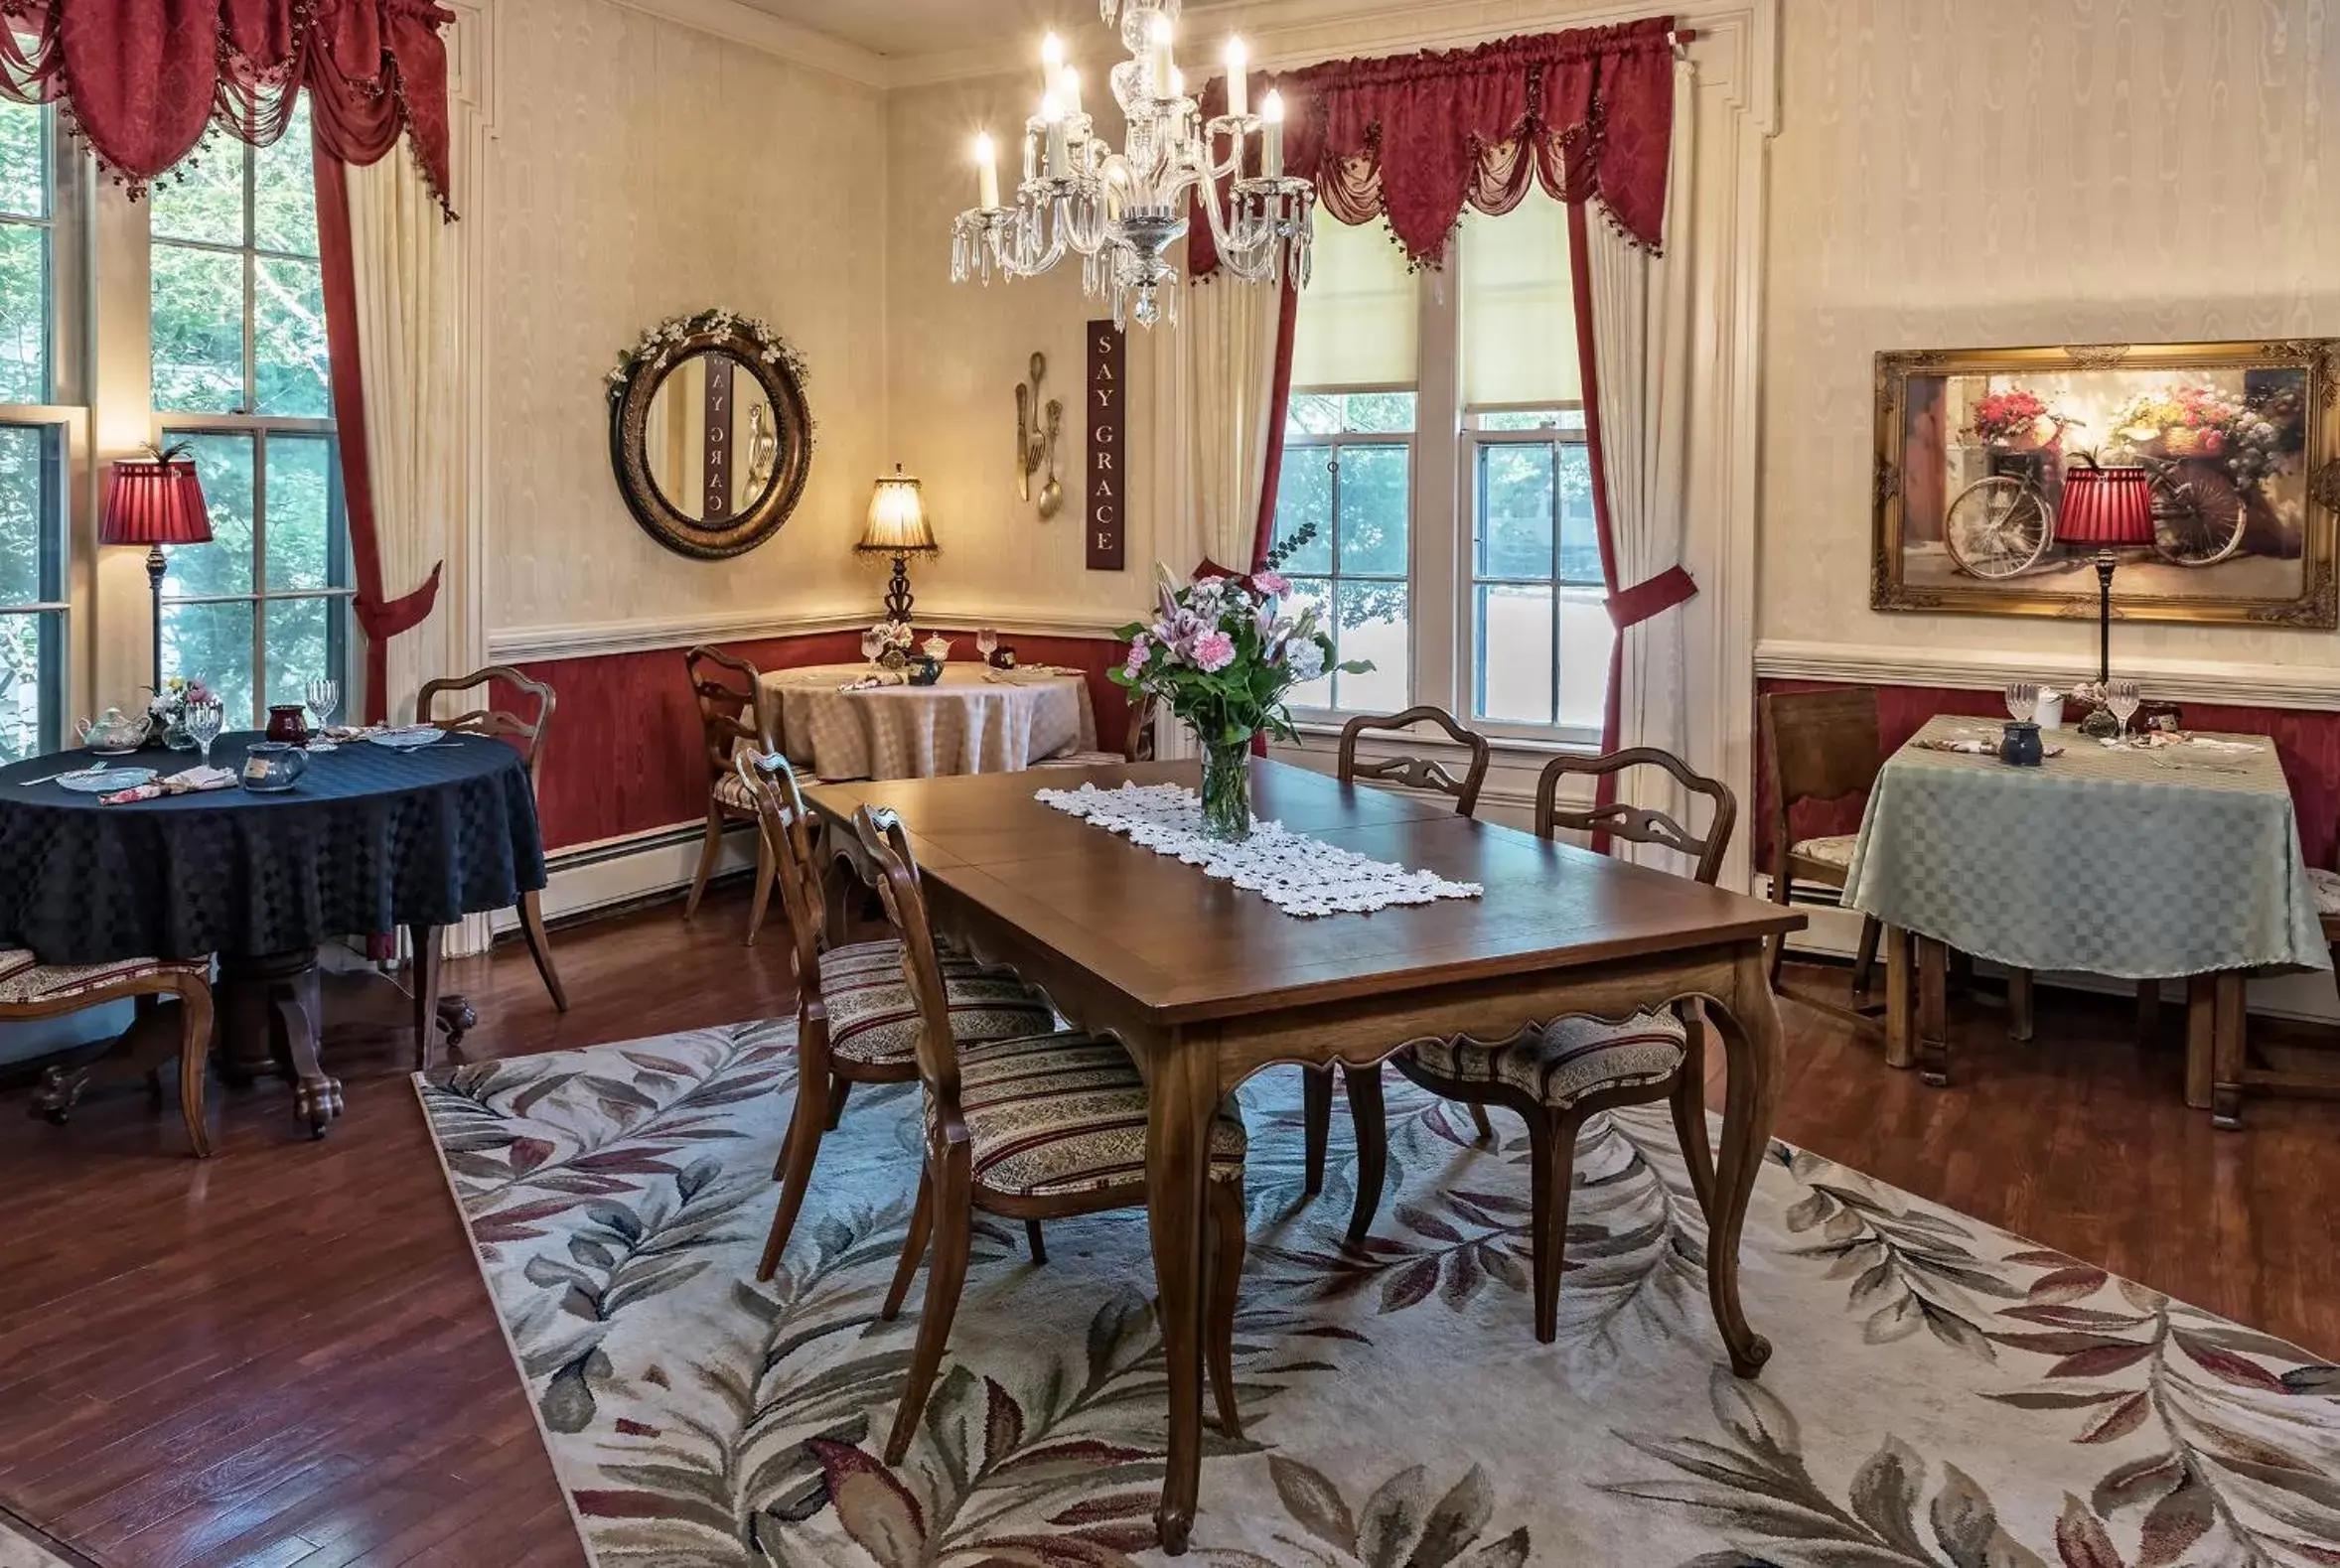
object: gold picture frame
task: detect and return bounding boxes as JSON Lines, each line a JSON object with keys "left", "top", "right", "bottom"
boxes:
{"left": 1871, "top": 340, "right": 2340, "bottom": 628}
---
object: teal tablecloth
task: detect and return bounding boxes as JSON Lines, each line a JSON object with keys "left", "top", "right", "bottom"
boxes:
{"left": 1842, "top": 716, "right": 2329, "bottom": 980}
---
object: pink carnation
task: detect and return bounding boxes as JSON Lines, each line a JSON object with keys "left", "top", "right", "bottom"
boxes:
{"left": 1250, "top": 571, "right": 1290, "bottom": 597}
{"left": 1123, "top": 634, "right": 1151, "bottom": 675}
{"left": 1191, "top": 631, "right": 1237, "bottom": 672}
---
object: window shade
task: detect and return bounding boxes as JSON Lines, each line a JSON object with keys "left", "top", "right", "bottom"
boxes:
{"left": 1291, "top": 215, "right": 1417, "bottom": 388}
{"left": 1461, "top": 188, "right": 1582, "bottom": 409}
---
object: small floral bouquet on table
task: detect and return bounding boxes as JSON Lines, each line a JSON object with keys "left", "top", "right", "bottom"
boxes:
{"left": 1109, "top": 522, "right": 1371, "bottom": 841}
{"left": 861, "top": 619, "right": 915, "bottom": 670}
{"left": 146, "top": 676, "right": 216, "bottom": 750}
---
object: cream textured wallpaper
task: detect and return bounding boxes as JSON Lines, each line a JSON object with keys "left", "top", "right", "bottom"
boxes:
{"left": 484, "top": 0, "right": 888, "bottom": 632}
{"left": 1763, "top": 0, "right": 2340, "bottom": 667}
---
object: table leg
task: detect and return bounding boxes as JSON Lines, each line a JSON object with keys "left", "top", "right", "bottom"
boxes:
{"left": 2211, "top": 971, "right": 2247, "bottom": 1131}
{"left": 2184, "top": 974, "right": 2215, "bottom": 1109}
{"left": 409, "top": 925, "right": 443, "bottom": 1070}
{"left": 1883, "top": 924, "right": 1915, "bottom": 1069}
{"left": 2007, "top": 968, "right": 2034, "bottom": 1044}
{"left": 1706, "top": 941, "right": 1783, "bottom": 1378}
{"left": 1916, "top": 936, "right": 1950, "bottom": 1088}
{"left": 1143, "top": 1026, "right": 1218, "bottom": 1556}
{"left": 2135, "top": 979, "right": 2163, "bottom": 1046}
{"left": 218, "top": 950, "right": 343, "bottom": 1138}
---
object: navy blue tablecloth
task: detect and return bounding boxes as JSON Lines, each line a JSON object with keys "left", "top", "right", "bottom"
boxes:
{"left": 0, "top": 732, "right": 549, "bottom": 963}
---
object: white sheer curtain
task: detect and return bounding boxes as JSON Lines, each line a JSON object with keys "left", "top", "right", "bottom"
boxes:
{"left": 1585, "top": 57, "right": 1696, "bottom": 866}
{"left": 345, "top": 148, "right": 457, "bottom": 727}
{"left": 1146, "top": 276, "right": 1287, "bottom": 758}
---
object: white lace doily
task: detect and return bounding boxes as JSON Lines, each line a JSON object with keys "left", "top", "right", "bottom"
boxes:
{"left": 1034, "top": 781, "right": 1485, "bottom": 918}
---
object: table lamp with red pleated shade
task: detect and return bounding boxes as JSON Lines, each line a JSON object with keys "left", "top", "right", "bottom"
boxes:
{"left": 101, "top": 448, "right": 212, "bottom": 697}
{"left": 2055, "top": 460, "right": 2154, "bottom": 687}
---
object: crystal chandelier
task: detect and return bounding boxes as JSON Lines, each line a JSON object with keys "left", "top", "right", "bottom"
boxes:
{"left": 951, "top": 0, "right": 1316, "bottom": 331}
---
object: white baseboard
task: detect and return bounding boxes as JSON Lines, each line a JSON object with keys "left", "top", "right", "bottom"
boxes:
{"left": 1774, "top": 887, "right": 2340, "bottom": 1027}
{"left": 485, "top": 820, "right": 760, "bottom": 940}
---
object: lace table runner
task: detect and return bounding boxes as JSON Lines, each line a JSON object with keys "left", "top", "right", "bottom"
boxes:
{"left": 1033, "top": 781, "right": 1485, "bottom": 918}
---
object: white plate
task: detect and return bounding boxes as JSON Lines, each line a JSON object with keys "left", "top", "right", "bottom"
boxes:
{"left": 58, "top": 767, "right": 156, "bottom": 793}
{"left": 366, "top": 726, "right": 447, "bottom": 751}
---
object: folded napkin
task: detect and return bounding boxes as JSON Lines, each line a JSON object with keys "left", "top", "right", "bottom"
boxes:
{"left": 100, "top": 766, "right": 238, "bottom": 805}
{"left": 838, "top": 671, "right": 910, "bottom": 693}
{"left": 324, "top": 724, "right": 382, "bottom": 742}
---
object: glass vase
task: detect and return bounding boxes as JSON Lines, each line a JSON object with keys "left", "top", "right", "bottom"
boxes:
{"left": 1197, "top": 732, "right": 1253, "bottom": 842}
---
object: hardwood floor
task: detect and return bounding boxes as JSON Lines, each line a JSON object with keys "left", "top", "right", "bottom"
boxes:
{"left": 1, "top": 889, "right": 2334, "bottom": 1566}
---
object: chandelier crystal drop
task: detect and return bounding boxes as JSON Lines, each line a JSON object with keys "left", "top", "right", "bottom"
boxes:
{"left": 951, "top": 0, "right": 1316, "bottom": 331}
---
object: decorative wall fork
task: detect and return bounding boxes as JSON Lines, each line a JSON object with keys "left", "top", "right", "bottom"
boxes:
{"left": 1015, "top": 353, "right": 1062, "bottom": 511}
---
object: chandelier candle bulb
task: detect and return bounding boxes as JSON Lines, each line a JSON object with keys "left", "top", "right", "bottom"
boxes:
{"left": 972, "top": 133, "right": 999, "bottom": 210}
{"left": 1062, "top": 67, "right": 1083, "bottom": 118}
{"left": 1261, "top": 88, "right": 1285, "bottom": 178}
{"left": 1148, "top": 13, "right": 1175, "bottom": 98}
{"left": 1041, "top": 95, "right": 1068, "bottom": 178}
{"left": 1041, "top": 32, "right": 1066, "bottom": 100}
{"left": 1225, "top": 36, "right": 1248, "bottom": 117}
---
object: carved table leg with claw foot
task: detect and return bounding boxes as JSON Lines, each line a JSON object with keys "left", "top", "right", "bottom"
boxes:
{"left": 219, "top": 949, "right": 343, "bottom": 1138}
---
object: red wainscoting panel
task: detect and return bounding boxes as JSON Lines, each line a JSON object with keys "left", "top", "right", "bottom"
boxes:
{"left": 518, "top": 630, "right": 1130, "bottom": 851}
{"left": 1755, "top": 678, "right": 2340, "bottom": 876}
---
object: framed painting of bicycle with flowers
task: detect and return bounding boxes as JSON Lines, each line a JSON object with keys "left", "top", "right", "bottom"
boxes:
{"left": 1871, "top": 340, "right": 2340, "bottom": 628}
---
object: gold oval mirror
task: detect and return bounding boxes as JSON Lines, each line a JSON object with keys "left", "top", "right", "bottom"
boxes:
{"left": 609, "top": 313, "right": 812, "bottom": 558}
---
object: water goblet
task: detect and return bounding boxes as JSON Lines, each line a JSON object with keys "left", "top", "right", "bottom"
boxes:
{"left": 183, "top": 698, "right": 223, "bottom": 769}
{"left": 860, "top": 627, "right": 886, "bottom": 667}
{"left": 2002, "top": 682, "right": 2038, "bottom": 724}
{"left": 305, "top": 676, "right": 342, "bottom": 751}
{"left": 2105, "top": 678, "right": 2141, "bottom": 743}
{"left": 976, "top": 627, "right": 1000, "bottom": 664}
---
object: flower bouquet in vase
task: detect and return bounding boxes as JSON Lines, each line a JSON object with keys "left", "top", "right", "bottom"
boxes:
{"left": 1109, "top": 523, "right": 1370, "bottom": 841}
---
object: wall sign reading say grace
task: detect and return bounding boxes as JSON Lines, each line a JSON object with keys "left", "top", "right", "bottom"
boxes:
{"left": 1086, "top": 319, "right": 1124, "bottom": 571}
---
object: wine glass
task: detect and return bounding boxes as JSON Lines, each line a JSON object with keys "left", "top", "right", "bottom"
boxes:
{"left": 860, "top": 627, "right": 885, "bottom": 667}
{"left": 183, "top": 697, "right": 222, "bottom": 769}
{"left": 304, "top": 676, "right": 342, "bottom": 751}
{"left": 2002, "top": 682, "right": 2038, "bottom": 723}
{"left": 976, "top": 627, "right": 999, "bottom": 665}
{"left": 2106, "top": 678, "right": 2141, "bottom": 743}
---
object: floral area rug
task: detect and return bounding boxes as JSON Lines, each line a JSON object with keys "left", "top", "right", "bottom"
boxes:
{"left": 416, "top": 1020, "right": 2340, "bottom": 1568}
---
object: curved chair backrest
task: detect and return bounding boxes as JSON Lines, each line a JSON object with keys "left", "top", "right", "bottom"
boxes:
{"left": 852, "top": 804, "right": 964, "bottom": 1133}
{"left": 1759, "top": 687, "right": 1882, "bottom": 876}
{"left": 1125, "top": 696, "right": 1159, "bottom": 763}
{"left": 735, "top": 751, "right": 824, "bottom": 981}
{"left": 417, "top": 665, "right": 557, "bottom": 789}
{"left": 1535, "top": 747, "right": 1737, "bottom": 887}
{"left": 1335, "top": 705, "right": 1492, "bottom": 817}
{"left": 686, "top": 645, "right": 769, "bottom": 780}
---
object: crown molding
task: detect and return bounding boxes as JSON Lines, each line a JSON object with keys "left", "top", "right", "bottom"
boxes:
{"left": 488, "top": 604, "right": 1135, "bottom": 663}
{"left": 1755, "top": 639, "right": 2340, "bottom": 713}
{"left": 596, "top": 0, "right": 892, "bottom": 88}
{"left": 885, "top": 0, "right": 1768, "bottom": 91}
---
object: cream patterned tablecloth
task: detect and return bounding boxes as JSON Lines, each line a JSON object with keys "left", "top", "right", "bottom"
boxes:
{"left": 758, "top": 662, "right": 1097, "bottom": 783}
{"left": 1842, "top": 715, "right": 2329, "bottom": 980}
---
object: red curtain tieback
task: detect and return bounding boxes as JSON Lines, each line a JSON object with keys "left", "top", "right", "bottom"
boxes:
{"left": 1606, "top": 564, "right": 1697, "bottom": 630}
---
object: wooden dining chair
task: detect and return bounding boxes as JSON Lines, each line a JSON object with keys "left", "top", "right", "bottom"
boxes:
{"left": 1334, "top": 704, "right": 1493, "bottom": 816}
{"left": 1301, "top": 705, "right": 1498, "bottom": 1190}
{"left": 681, "top": 645, "right": 781, "bottom": 943}
{"left": 1031, "top": 692, "right": 1159, "bottom": 769}
{"left": 1759, "top": 688, "right": 1887, "bottom": 993}
{"left": 410, "top": 666, "right": 564, "bottom": 1069}
{"left": 17, "top": 952, "right": 216, "bottom": 1157}
{"left": 1345, "top": 748, "right": 1731, "bottom": 1342}
{"left": 736, "top": 752, "right": 1057, "bottom": 1281}
{"left": 852, "top": 802, "right": 1248, "bottom": 1465}
{"left": 2212, "top": 828, "right": 2340, "bottom": 1126}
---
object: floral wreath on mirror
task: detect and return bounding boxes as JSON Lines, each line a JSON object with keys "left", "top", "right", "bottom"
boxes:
{"left": 605, "top": 308, "right": 816, "bottom": 442}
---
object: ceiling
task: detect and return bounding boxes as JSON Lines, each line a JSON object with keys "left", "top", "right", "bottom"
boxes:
{"left": 731, "top": 0, "right": 1239, "bottom": 61}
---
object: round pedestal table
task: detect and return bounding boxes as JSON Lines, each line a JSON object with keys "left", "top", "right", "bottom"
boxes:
{"left": 758, "top": 661, "right": 1097, "bottom": 782}
{"left": 0, "top": 731, "right": 548, "bottom": 1135}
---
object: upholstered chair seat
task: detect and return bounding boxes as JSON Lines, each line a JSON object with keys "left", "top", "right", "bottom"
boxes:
{"left": 0, "top": 950, "right": 209, "bottom": 1005}
{"left": 1409, "top": 1012, "right": 1690, "bottom": 1111}
{"left": 952, "top": 1029, "right": 1247, "bottom": 1200}
{"left": 818, "top": 940, "right": 1056, "bottom": 1067}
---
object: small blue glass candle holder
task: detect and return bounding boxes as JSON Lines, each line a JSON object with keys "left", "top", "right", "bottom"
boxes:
{"left": 2000, "top": 720, "right": 2044, "bottom": 768}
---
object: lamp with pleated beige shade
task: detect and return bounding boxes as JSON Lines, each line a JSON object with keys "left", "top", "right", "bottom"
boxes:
{"left": 858, "top": 465, "right": 938, "bottom": 623}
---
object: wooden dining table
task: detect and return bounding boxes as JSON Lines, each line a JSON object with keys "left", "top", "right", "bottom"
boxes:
{"left": 804, "top": 759, "right": 1806, "bottom": 1554}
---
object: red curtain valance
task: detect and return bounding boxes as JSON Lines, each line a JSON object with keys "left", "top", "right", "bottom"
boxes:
{"left": 1193, "top": 17, "right": 1675, "bottom": 274}
{"left": 0, "top": 0, "right": 457, "bottom": 213}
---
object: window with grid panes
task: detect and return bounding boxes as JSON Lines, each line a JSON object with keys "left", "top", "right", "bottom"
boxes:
{"left": 1266, "top": 187, "right": 1611, "bottom": 739}
{"left": 0, "top": 97, "right": 68, "bottom": 761}
{"left": 150, "top": 99, "right": 351, "bottom": 728}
